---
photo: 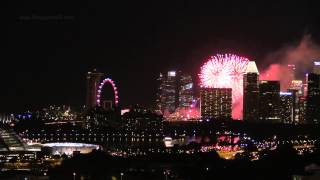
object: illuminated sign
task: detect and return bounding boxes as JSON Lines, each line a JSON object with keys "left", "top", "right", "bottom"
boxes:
{"left": 184, "top": 83, "right": 193, "bottom": 90}
{"left": 290, "top": 80, "right": 303, "bottom": 88}
{"left": 168, "top": 71, "right": 176, "bottom": 77}
{"left": 280, "top": 92, "right": 292, "bottom": 96}
{"left": 314, "top": 61, "right": 320, "bottom": 66}
{"left": 121, "top": 109, "right": 130, "bottom": 115}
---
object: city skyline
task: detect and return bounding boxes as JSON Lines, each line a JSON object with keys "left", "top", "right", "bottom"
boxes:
{"left": 7, "top": 1, "right": 320, "bottom": 112}
{"left": 4, "top": 58, "right": 320, "bottom": 114}
{"left": 5, "top": 2, "right": 320, "bottom": 179}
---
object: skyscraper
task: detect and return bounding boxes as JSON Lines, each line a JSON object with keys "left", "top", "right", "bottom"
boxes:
{"left": 178, "top": 74, "right": 193, "bottom": 108}
{"left": 259, "top": 81, "right": 280, "bottom": 123}
{"left": 243, "top": 61, "right": 259, "bottom": 121}
{"left": 157, "top": 71, "right": 179, "bottom": 115}
{"left": 279, "top": 92, "right": 294, "bottom": 124}
{"left": 306, "top": 72, "right": 320, "bottom": 124}
{"left": 86, "top": 69, "right": 104, "bottom": 108}
{"left": 156, "top": 71, "right": 194, "bottom": 116}
{"left": 298, "top": 96, "right": 306, "bottom": 124}
{"left": 288, "top": 80, "right": 304, "bottom": 123}
{"left": 200, "top": 88, "right": 232, "bottom": 120}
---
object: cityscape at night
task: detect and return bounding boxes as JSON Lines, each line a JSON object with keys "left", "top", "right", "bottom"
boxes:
{"left": 6, "top": 1, "right": 320, "bottom": 180}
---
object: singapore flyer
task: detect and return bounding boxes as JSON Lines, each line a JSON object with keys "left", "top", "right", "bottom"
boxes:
{"left": 96, "top": 78, "right": 119, "bottom": 107}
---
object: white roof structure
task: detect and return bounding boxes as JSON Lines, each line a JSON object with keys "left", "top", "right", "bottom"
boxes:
{"left": 245, "top": 61, "right": 259, "bottom": 74}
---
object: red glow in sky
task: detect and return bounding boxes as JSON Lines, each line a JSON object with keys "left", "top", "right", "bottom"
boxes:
{"left": 260, "top": 64, "right": 294, "bottom": 90}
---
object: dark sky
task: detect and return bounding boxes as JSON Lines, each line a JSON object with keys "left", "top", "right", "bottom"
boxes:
{"left": 6, "top": 1, "right": 320, "bottom": 112}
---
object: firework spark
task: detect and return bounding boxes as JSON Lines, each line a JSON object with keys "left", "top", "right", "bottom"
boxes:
{"left": 199, "top": 54, "right": 249, "bottom": 119}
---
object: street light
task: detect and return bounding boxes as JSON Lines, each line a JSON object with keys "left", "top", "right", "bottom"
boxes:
{"left": 73, "top": 172, "right": 76, "bottom": 180}
{"left": 120, "top": 172, "right": 124, "bottom": 180}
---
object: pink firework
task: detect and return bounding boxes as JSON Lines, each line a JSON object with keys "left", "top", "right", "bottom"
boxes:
{"left": 199, "top": 54, "right": 249, "bottom": 118}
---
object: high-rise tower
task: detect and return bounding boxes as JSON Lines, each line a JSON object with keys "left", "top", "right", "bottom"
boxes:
{"left": 306, "top": 72, "right": 320, "bottom": 124}
{"left": 178, "top": 74, "right": 193, "bottom": 108}
{"left": 200, "top": 88, "right": 232, "bottom": 120}
{"left": 156, "top": 71, "right": 194, "bottom": 116}
{"left": 288, "top": 80, "right": 304, "bottom": 124}
{"left": 243, "top": 61, "right": 259, "bottom": 121}
{"left": 279, "top": 92, "right": 294, "bottom": 124}
{"left": 86, "top": 69, "right": 104, "bottom": 108}
{"left": 259, "top": 81, "right": 280, "bottom": 123}
{"left": 157, "top": 71, "right": 179, "bottom": 114}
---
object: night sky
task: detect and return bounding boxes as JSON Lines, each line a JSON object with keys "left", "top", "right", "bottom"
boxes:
{"left": 6, "top": 1, "right": 320, "bottom": 112}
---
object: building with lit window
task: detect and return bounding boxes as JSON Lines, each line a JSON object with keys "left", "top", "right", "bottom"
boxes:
{"left": 156, "top": 71, "right": 194, "bottom": 117}
{"left": 156, "top": 71, "right": 178, "bottom": 114}
{"left": 299, "top": 96, "right": 306, "bottom": 124}
{"left": 0, "top": 128, "right": 26, "bottom": 151}
{"left": 0, "top": 127, "right": 39, "bottom": 162}
{"left": 289, "top": 80, "right": 304, "bottom": 95}
{"left": 259, "top": 81, "right": 280, "bottom": 123}
{"left": 122, "top": 106, "right": 164, "bottom": 134}
{"left": 178, "top": 74, "right": 193, "bottom": 108}
{"left": 200, "top": 88, "right": 232, "bottom": 120}
{"left": 313, "top": 61, "right": 320, "bottom": 74}
{"left": 86, "top": 69, "right": 104, "bottom": 108}
{"left": 243, "top": 61, "right": 259, "bottom": 122}
{"left": 279, "top": 92, "right": 294, "bottom": 124}
{"left": 306, "top": 72, "right": 320, "bottom": 124}
{"left": 288, "top": 80, "right": 304, "bottom": 124}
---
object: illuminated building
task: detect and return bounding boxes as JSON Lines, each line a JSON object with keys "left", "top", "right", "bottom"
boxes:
{"left": 163, "top": 73, "right": 196, "bottom": 121}
{"left": 122, "top": 106, "right": 163, "bottom": 134}
{"left": 279, "top": 92, "right": 294, "bottom": 124}
{"left": 165, "top": 107, "right": 200, "bottom": 121}
{"left": 178, "top": 74, "right": 193, "bottom": 108}
{"left": 0, "top": 114, "right": 17, "bottom": 125}
{"left": 288, "top": 80, "right": 304, "bottom": 123}
{"left": 243, "top": 61, "right": 259, "bottom": 122}
{"left": 0, "top": 128, "right": 38, "bottom": 162}
{"left": 0, "top": 128, "right": 26, "bottom": 151}
{"left": 42, "top": 143, "right": 100, "bottom": 155}
{"left": 306, "top": 72, "right": 320, "bottom": 124}
{"left": 157, "top": 71, "right": 194, "bottom": 116}
{"left": 157, "top": 71, "right": 178, "bottom": 114}
{"left": 259, "top": 81, "right": 280, "bottom": 123}
{"left": 85, "top": 106, "right": 118, "bottom": 129}
{"left": 200, "top": 88, "right": 232, "bottom": 120}
{"left": 17, "top": 105, "right": 84, "bottom": 126}
{"left": 289, "top": 80, "right": 304, "bottom": 95}
{"left": 298, "top": 96, "right": 306, "bottom": 123}
{"left": 313, "top": 61, "right": 320, "bottom": 74}
{"left": 86, "top": 69, "right": 104, "bottom": 108}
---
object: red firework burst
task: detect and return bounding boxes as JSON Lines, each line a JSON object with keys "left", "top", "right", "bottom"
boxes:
{"left": 199, "top": 54, "right": 249, "bottom": 119}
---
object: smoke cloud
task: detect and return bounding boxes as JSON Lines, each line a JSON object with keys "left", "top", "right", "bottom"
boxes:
{"left": 235, "top": 34, "right": 320, "bottom": 120}
{"left": 260, "top": 34, "right": 320, "bottom": 90}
